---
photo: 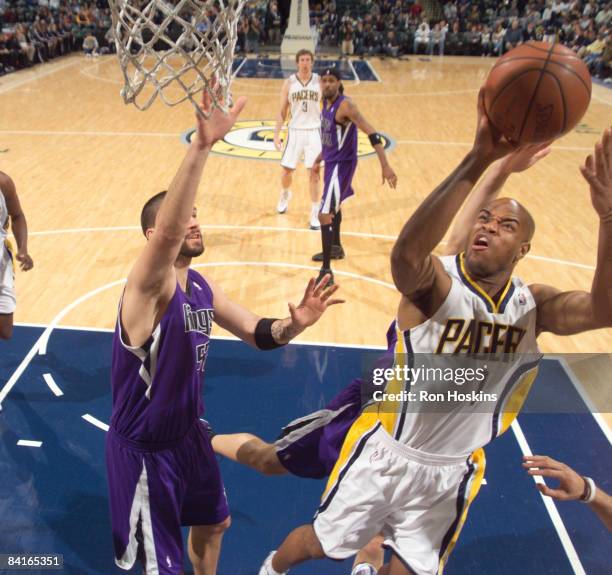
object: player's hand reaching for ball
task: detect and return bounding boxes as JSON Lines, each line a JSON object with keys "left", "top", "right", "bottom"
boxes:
{"left": 193, "top": 84, "right": 247, "bottom": 150}
{"left": 288, "top": 274, "right": 344, "bottom": 329}
{"left": 580, "top": 126, "right": 612, "bottom": 219}
{"left": 472, "top": 88, "right": 515, "bottom": 165}
{"left": 382, "top": 164, "right": 398, "bottom": 189}
{"left": 16, "top": 251, "right": 33, "bottom": 271}
{"left": 498, "top": 142, "right": 552, "bottom": 175}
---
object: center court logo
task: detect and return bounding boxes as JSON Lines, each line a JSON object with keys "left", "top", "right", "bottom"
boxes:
{"left": 181, "top": 120, "right": 394, "bottom": 161}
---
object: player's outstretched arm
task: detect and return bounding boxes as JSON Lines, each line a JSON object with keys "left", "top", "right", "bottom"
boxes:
{"left": 0, "top": 171, "right": 33, "bottom": 271}
{"left": 207, "top": 274, "right": 343, "bottom": 348}
{"left": 122, "top": 92, "right": 247, "bottom": 346}
{"left": 274, "top": 79, "right": 290, "bottom": 151}
{"left": 444, "top": 143, "right": 551, "bottom": 255}
{"left": 523, "top": 455, "right": 612, "bottom": 531}
{"left": 338, "top": 99, "right": 398, "bottom": 188}
{"left": 531, "top": 127, "right": 612, "bottom": 335}
{"left": 391, "top": 89, "right": 513, "bottom": 298}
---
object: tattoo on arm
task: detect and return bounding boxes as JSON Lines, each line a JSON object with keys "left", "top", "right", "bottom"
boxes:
{"left": 271, "top": 317, "right": 302, "bottom": 344}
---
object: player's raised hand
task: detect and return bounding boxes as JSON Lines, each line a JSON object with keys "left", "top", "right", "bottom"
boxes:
{"left": 287, "top": 275, "right": 344, "bottom": 328}
{"left": 16, "top": 251, "right": 33, "bottom": 271}
{"left": 522, "top": 455, "right": 586, "bottom": 501}
{"left": 382, "top": 164, "right": 398, "bottom": 189}
{"left": 498, "top": 141, "right": 552, "bottom": 175}
{"left": 194, "top": 83, "right": 247, "bottom": 150}
{"left": 580, "top": 126, "right": 612, "bottom": 218}
{"left": 472, "top": 87, "right": 515, "bottom": 165}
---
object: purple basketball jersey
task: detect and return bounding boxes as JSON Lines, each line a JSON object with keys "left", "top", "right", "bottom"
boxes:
{"left": 321, "top": 94, "right": 358, "bottom": 164}
{"left": 110, "top": 268, "right": 214, "bottom": 442}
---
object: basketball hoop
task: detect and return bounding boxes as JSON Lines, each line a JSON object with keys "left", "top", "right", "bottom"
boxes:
{"left": 108, "top": 0, "right": 246, "bottom": 116}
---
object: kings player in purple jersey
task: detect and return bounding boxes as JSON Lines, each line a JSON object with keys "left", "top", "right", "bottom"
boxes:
{"left": 105, "top": 90, "right": 343, "bottom": 575}
{"left": 311, "top": 68, "right": 398, "bottom": 285}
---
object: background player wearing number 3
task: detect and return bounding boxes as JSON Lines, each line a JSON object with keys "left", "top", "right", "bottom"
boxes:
{"left": 274, "top": 49, "right": 322, "bottom": 230}
{"left": 105, "top": 90, "right": 343, "bottom": 575}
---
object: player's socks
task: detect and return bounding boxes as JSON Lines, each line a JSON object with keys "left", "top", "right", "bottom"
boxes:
{"left": 321, "top": 222, "right": 334, "bottom": 270}
{"left": 332, "top": 209, "right": 342, "bottom": 248}
{"left": 317, "top": 267, "right": 334, "bottom": 286}
{"left": 277, "top": 189, "right": 292, "bottom": 214}
{"left": 351, "top": 563, "right": 378, "bottom": 575}
{"left": 258, "top": 551, "right": 286, "bottom": 575}
{"left": 309, "top": 202, "right": 320, "bottom": 230}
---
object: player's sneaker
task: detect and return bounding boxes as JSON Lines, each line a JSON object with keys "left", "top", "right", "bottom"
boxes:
{"left": 351, "top": 563, "right": 378, "bottom": 575}
{"left": 259, "top": 551, "right": 287, "bottom": 575}
{"left": 276, "top": 190, "right": 292, "bottom": 214}
{"left": 309, "top": 213, "right": 320, "bottom": 230}
{"left": 317, "top": 267, "right": 334, "bottom": 286}
{"left": 311, "top": 245, "right": 345, "bottom": 262}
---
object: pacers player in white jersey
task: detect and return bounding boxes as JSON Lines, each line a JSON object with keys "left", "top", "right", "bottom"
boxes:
{"left": 274, "top": 49, "right": 322, "bottom": 230}
{"left": 0, "top": 171, "right": 33, "bottom": 340}
{"left": 259, "top": 94, "right": 612, "bottom": 575}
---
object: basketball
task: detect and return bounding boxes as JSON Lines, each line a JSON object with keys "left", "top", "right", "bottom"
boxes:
{"left": 483, "top": 42, "right": 592, "bottom": 144}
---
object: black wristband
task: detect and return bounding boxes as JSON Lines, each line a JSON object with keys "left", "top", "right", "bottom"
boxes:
{"left": 368, "top": 132, "right": 383, "bottom": 147}
{"left": 254, "top": 318, "right": 284, "bottom": 350}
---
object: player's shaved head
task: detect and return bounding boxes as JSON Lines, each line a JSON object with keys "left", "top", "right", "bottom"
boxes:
{"left": 483, "top": 197, "right": 535, "bottom": 242}
{"left": 140, "top": 190, "right": 167, "bottom": 234}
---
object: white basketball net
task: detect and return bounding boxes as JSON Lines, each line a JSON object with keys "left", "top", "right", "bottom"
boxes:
{"left": 108, "top": 0, "right": 245, "bottom": 115}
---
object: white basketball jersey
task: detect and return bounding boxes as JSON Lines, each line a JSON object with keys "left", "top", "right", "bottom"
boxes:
{"left": 287, "top": 73, "right": 321, "bottom": 130}
{"left": 0, "top": 189, "right": 8, "bottom": 243}
{"left": 377, "top": 254, "right": 540, "bottom": 457}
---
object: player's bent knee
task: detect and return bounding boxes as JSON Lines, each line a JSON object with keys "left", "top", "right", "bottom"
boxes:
{"left": 318, "top": 213, "right": 332, "bottom": 225}
{"left": 257, "top": 448, "right": 286, "bottom": 476}
{"left": 194, "top": 516, "right": 231, "bottom": 538}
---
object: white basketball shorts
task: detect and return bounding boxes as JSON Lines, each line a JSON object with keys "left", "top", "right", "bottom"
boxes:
{"left": 281, "top": 128, "right": 322, "bottom": 170}
{"left": 313, "top": 421, "right": 485, "bottom": 575}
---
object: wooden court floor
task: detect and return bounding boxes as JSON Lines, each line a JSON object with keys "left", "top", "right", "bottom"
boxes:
{"left": 1, "top": 53, "right": 611, "bottom": 419}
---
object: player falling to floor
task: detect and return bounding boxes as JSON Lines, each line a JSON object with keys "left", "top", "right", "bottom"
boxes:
{"left": 212, "top": 143, "right": 550, "bottom": 575}
{"left": 312, "top": 68, "right": 397, "bottom": 284}
{"left": 210, "top": 143, "right": 549, "bottom": 575}
{"left": 105, "top": 90, "right": 343, "bottom": 575}
{"left": 0, "top": 171, "right": 33, "bottom": 340}
{"left": 274, "top": 49, "right": 322, "bottom": 230}
{"left": 259, "top": 100, "right": 612, "bottom": 575}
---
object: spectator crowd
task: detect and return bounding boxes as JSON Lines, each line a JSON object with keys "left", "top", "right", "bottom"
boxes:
{"left": 0, "top": 0, "right": 114, "bottom": 74}
{"left": 1, "top": 0, "right": 610, "bottom": 83}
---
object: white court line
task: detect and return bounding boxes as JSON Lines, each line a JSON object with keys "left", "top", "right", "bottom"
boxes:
{"left": 43, "top": 373, "right": 64, "bottom": 397}
{"left": 364, "top": 60, "right": 382, "bottom": 83}
{"left": 82, "top": 414, "right": 109, "bottom": 432}
{"left": 0, "top": 130, "right": 177, "bottom": 138}
{"left": 17, "top": 440, "right": 43, "bottom": 447}
{"left": 233, "top": 57, "right": 247, "bottom": 77}
{"left": 0, "top": 278, "right": 127, "bottom": 407}
{"left": 512, "top": 420, "right": 588, "bottom": 569}
{"left": 347, "top": 59, "right": 360, "bottom": 86}
{"left": 22, "top": 223, "right": 597, "bottom": 271}
{"left": 511, "top": 420, "right": 586, "bottom": 575}
{"left": 0, "top": 56, "right": 83, "bottom": 95}
{"left": 14, "top": 322, "right": 389, "bottom": 350}
{"left": 554, "top": 356, "right": 612, "bottom": 445}
{"left": 0, "top": 262, "right": 394, "bottom": 406}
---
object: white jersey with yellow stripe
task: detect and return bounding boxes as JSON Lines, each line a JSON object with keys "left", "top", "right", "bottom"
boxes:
{"left": 376, "top": 253, "right": 541, "bottom": 458}
{"left": 0, "top": 189, "right": 8, "bottom": 244}
{"left": 287, "top": 73, "right": 321, "bottom": 130}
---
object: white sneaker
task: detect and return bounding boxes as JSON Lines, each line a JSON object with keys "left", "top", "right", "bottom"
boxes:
{"left": 352, "top": 562, "right": 377, "bottom": 575}
{"left": 259, "top": 550, "right": 286, "bottom": 575}
{"left": 276, "top": 190, "right": 292, "bottom": 214}
{"left": 309, "top": 211, "right": 320, "bottom": 230}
